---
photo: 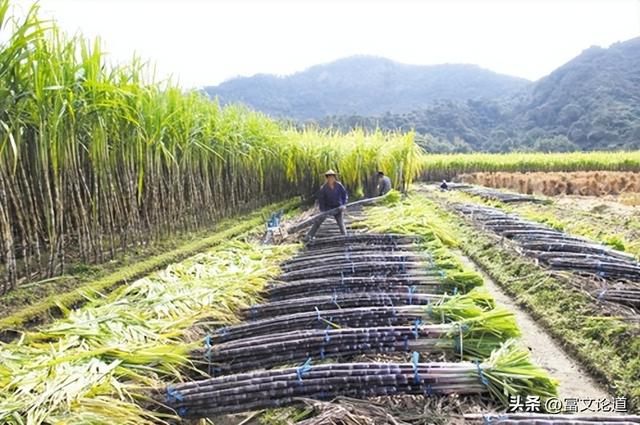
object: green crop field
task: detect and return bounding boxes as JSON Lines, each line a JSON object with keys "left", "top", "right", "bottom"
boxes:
{"left": 420, "top": 151, "right": 640, "bottom": 181}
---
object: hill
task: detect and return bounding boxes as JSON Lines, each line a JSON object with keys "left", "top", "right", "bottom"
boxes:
{"left": 203, "top": 56, "right": 530, "bottom": 120}
{"left": 514, "top": 37, "right": 640, "bottom": 150}
{"left": 321, "top": 38, "right": 640, "bottom": 152}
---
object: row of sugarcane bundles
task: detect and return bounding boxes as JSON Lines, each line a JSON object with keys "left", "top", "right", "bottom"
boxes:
{"left": 155, "top": 224, "right": 558, "bottom": 419}
{"left": 455, "top": 186, "right": 548, "bottom": 204}
{"left": 454, "top": 203, "right": 640, "bottom": 310}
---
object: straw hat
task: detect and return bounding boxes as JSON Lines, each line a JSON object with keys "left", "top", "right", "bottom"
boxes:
{"left": 324, "top": 169, "right": 338, "bottom": 176}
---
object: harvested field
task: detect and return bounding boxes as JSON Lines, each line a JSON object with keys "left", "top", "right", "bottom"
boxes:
{"left": 458, "top": 171, "right": 640, "bottom": 196}
{"left": 423, "top": 185, "right": 640, "bottom": 409}
{"left": 453, "top": 202, "right": 640, "bottom": 310}
{"left": 155, "top": 201, "right": 559, "bottom": 421}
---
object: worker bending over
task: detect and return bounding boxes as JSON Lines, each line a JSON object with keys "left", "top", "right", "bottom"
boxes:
{"left": 304, "top": 170, "right": 348, "bottom": 241}
{"left": 377, "top": 171, "right": 392, "bottom": 196}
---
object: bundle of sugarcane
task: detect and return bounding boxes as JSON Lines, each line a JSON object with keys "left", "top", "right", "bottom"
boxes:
{"left": 279, "top": 260, "right": 461, "bottom": 282}
{"left": 210, "top": 290, "right": 495, "bottom": 343}
{"left": 286, "top": 244, "right": 420, "bottom": 262}
{"left": 192, "top": 308, "right": 519, "bottom": 374}
{"left": 520, "top": 242, "right": 634, "bottom": 261}
{"left": 546, "top": 258, "right": 640, "bottom": 279}
{"left": 243, "top": 292, "right": 448, "bottom": 319}
{"left": 461, "top": 187, "right": 547, "bottom": 204}
{"left": 530, "top": 252, "right": 623, "bottom": 262}
{"left": 467, "top": 413, "right": 640, "bottom": 424}
{"left": 159, "top": 340, "right": 557, "bottom": 418}
{"left": 501, "top": 231, "right": 585, "bottom": 242}
{"left": 305, "top": 234, "right": 418, "bottom": 249}
{"left": 265, "top": 271, "right": 483, "bottom": 300}
{"left": 266, "top": 275, "right": 439, "bottom": 300}
{"left": 595, "top": 286, "right": 640, "bottom": 308}
{"left": 282, "top": 252, "right": 428, "bottom": 272}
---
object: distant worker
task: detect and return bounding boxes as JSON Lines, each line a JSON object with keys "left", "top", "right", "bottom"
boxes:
{"left": 304, "top": 170, "right": 348, "bottom": 241}
{"left": 440, "top": 179, "right": 449, "bottom": 191}
{"left": 377, "top": 171, "right": 392, "bottom": 196}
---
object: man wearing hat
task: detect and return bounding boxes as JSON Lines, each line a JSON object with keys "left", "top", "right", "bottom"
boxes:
{"left": 304, "top": 169, "right": 348, "bottom": 241}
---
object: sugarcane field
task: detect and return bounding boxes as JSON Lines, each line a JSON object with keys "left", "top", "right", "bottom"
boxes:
{"left": 2, "top": 0, "right": 640, "bottom": 424}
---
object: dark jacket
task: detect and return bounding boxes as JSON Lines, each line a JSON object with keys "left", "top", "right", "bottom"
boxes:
{"left": 318, "top": 182, "right": 348, "bottom": 211}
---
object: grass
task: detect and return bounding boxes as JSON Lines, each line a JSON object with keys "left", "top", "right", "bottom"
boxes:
{"left": 420, "top": 188, "right": 640, "bottom": 410}
{"left": 0, "top": 198, "right": 300, "bottom": 338}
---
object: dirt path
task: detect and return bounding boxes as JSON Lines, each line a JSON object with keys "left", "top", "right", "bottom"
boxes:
{"left": 455, "top": 250, "right": 610, "bottom": 402}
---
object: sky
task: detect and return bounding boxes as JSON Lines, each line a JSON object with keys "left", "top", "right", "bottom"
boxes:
{"left": 10, "top": 0, "right": 640, "bottom": 88}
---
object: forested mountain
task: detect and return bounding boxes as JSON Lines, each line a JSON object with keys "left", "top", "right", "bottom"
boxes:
{"left": 203, "top": 56, "right": 530, "bottom": 120}
{"left": 514, "top": 37, "right": 640, "bottom": 151}
{"left": 206, "top": 38, "right": 640, "bottom": 152}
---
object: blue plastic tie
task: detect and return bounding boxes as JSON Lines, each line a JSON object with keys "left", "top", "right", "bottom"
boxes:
{"left": 453, "top": 287, "right": 458, "bottom": 295}
{"left": 177, "top": 407, "right": 188, "bottom": 417}
{"left": 324, "top": 328, "right": 331, "bottom": 343}
{"left": 403, "top": 335, "right": 409, "bottom": 351}
{"left": 319, "top": 346, "right": 325, "bottom": 359}
{"left": 296, "top": 358, "right": 312, "bottom": 383}
{"left": 219, "top": 326, "right": 228, "bottom": 336}
{"left": 425, "top": 383, "right": 433, "bottom": 396}
{"left": 597, "top": 289, "right": 607, "bottom": 300}
{"left": 204, "top": 335, "right": 213, "bottom": 362}
{"left": 413, "top": 318, "right": 421, "bottom": 339}
{"left": 315, "top": 306, "right": 321, "bottom": 321}
{"left": 474, "top": 359, "right": 489, "bottom": 386}
{"left": 408, "top": 285, "right": 415, "bottom": 305}
{"left": 411, "top": 351, "right": 421, "bottom": 384}
{"left": 166, "top": 386, "right": 184, "bottom": 403}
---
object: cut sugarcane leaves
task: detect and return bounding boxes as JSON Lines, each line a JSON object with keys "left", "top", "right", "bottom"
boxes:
{"left": 0, "top": 239, "right": 299, "bottom": 424}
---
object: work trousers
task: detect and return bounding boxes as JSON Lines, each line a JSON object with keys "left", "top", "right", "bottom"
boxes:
{"left": 305, "top": 211, "right": 347, "bottom": 240}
